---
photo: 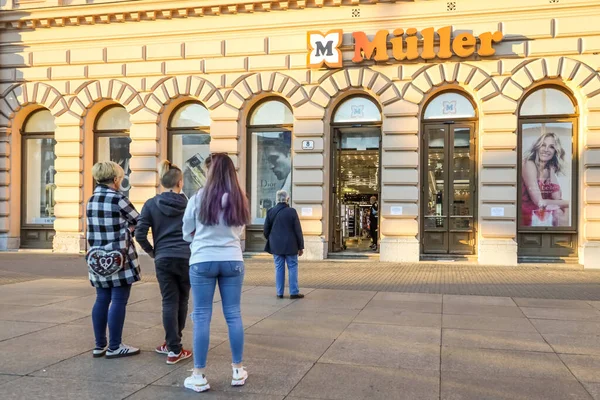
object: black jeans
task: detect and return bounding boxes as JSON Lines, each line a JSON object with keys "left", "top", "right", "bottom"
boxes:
{"left": 155, "top": 257, "right": 191, "bottom": 354}
{"left": 370, "top": 220, "right": 378, "bottom": 246}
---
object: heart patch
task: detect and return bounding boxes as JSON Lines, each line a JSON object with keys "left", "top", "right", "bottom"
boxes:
{"left": 87, "top": 249, "right": 125, "bottom": 277}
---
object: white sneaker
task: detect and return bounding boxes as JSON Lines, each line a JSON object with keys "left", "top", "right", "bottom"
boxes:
{"left": 105, "top": 344, "right": 140, "bottom": 359}
{"left": 232, "top": 366, "right": 248, "bottom": 386}
{"left": 184, "top": 374, "right": 210, "bottom": 393}
{"left": 92, "top": 347, "right": 106, "bottom": 358}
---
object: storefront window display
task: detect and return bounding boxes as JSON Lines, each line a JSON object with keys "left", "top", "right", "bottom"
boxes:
{"left": 247, "top": 100, "right": 293, "bottom": 224}
{"left": 519, "top": 88, "right": 576, "bottom": 228}
{"left": 168, "top": 102, "right": 211, "bottom": 199}
{"left": 22, "top": 109, "right": 57, "bottom": 225}
{"left": 94, "top": 105, "right": 132, "bottom": 197}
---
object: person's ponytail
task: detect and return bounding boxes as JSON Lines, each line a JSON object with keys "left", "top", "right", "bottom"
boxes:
{"left": 158, "top": 160, "right": 182, "bottom": 190}
{"left": 158, "top": 160, "right": 172, "bottom": 180}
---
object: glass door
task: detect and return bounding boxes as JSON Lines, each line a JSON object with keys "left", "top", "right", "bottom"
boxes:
{"left": 422, "top": 123, "right": 476, "bottom": 255}
{"left": 331, "top": 129, "right": 344, "bottom": 252}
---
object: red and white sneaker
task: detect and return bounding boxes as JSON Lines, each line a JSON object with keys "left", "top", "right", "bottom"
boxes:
{"left": 155, "top": 342, "right": 169, "bottom": 355}
{"left": 167, "top": 349, "right": 192, "bottom": 365}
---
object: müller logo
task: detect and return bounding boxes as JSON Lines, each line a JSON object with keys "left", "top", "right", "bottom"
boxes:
{"left": 307, "top": 26, "right": 503, "bottom": 69}
{"left": 307, "top": 29, "right": 343, "bottom": 69}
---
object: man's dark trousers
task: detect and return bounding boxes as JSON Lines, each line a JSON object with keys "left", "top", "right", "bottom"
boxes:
{"left": 155, "top": 257, "right": 190, "bottom": 354}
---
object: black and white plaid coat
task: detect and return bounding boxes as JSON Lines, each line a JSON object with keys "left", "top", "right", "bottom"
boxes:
{"left": 86, "top": 184, "right": 141, "bottom": 288}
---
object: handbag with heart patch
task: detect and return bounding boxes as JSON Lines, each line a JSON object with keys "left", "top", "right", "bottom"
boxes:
{"left": 86, "top": 248, "right": 128, "bottom": 277}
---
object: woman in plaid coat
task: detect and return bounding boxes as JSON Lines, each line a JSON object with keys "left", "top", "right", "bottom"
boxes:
{"left": 86, "top": 161, "right": 141, "bottom": 359}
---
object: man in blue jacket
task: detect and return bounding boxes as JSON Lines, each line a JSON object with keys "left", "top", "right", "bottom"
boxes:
{"left": 263, "top": 190, "right": 305, "bottom": 299}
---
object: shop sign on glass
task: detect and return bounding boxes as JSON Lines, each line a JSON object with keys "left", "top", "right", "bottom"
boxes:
{"left": 443, "top": 101, "right": 457, "bottom": 115}
{"left": 307, "top": 26, "right": 503, "bottom": 69}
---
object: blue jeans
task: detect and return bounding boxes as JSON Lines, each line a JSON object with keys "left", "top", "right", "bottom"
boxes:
{"left": 273, "top": 255, "right": 299, "bottom": 296}
{"left": 189, "top": 261, "right": 245, "bottom": 369}
{"left": 92, "top": 285, "right": 132, "bottom": 350}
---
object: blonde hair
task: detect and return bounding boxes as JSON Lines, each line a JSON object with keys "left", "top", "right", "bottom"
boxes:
{"left": 158, "top": 160, "right": 182, "bottom": 189}
{"left": 523, "top": 132, "right": 567, "bottom": 175}
{"left": 92, "top": 161, "right": 124, "bottom": 184}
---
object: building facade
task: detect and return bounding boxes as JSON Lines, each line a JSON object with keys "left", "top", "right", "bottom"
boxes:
{"left": 2, "top": 0, "right": 600, "bottom": 268}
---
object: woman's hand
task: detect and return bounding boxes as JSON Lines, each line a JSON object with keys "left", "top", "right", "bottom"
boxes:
{"left": 537, "top": 200, "right": 547, "bottom": 209}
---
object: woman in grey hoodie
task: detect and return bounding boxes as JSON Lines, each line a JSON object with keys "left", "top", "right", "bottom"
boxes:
{"left": 135, "top": 160, "right": 192, "bottom": 365}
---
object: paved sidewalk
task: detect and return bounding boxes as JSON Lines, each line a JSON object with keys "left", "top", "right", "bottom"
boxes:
{"left": 2, "top": 253, "right": 600, "bottom": 299}
{"left": 1, "top": 278, "right": 600, "bottom": 399}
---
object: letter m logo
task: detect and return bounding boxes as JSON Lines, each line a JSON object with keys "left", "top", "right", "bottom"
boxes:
{"left": 307, "top": 30, "right": 343, "bottom": 69}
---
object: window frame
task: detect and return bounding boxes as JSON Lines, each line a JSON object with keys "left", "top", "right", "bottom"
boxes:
{"left": 246, "top": 98, "right": 294, "bottom": 228}
{"left": 167, "top": 101, "right": 212, "bottom": 198}
{"left": 517, "top": 116, "right": 578, "bottom": 233}
{"left": 93, "top": 105, "right": 132, "bottom": 196}
{"left": 167, "top": 101, "right": 211, "bottom": 161}
{"left": 20, "top": 109, "right": 57, "bottom": 228}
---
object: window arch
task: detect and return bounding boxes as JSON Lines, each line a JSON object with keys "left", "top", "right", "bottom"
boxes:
{"left": 168, "top": 102, "right": 212, "bottom": 198}
{"left": 94, "top": 105, "right": 132, "bottom": 196}
{"left": 21, "top": 109, "right": 57, "bottom": 248}
{"left": 519, "top": 87, "right": 575, "bottom": 117}
{"left": 517, "top": 85, "right": 578, "bottom": 259}
{"left": 423, "top": 92, "right": 476, "bottom": 120}
{"left": 333, "top": 96, "right": 381, "bottom": 123}
{"left": 247, "top": 98, "right": 293, "bottom": 232}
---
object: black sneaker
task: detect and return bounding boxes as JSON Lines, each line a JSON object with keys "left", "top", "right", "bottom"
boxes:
{"left": 290, "top": 294, "right": 305, "bottom": 299}
{"left": 276, "top": 295, "right": 283, "bottom": 299}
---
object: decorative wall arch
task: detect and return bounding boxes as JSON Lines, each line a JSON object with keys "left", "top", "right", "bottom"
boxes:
{"left": 311, "top": 68, "right": 402, "bottom": 114}
{"left": 1, "top": 82, "right": 68, "bottom": 124}
{"left": 145, "top": 76, "right": 224, "bottom": 121}
{"left": 405, "top": 63, "right": 500, "bottom": 107}
{"left": 502, "top": 57, "right": 600, "bottom": 103}
{"left": 225, "top": 72, "right": 310, "bottom": 112}
{"left": 69, "top": 79, "right": 145, "bottom": 117}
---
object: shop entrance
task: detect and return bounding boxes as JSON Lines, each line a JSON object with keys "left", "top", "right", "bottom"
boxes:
{"left": 422, "top": 123, "right": 476, "bottom": 255}
{"left": 331, "top": 127, "right": 381, "bottom": 254}
{"left": 421, "top": 92, "right": 478, "bottom": 257}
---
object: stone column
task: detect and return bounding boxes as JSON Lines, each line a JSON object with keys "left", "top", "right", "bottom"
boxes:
{"left": 379, "top": 100, "right": 421, "bottom": 263}
{"left": 128, "top": 108, "right": 159, "bottom": 213}
{"left": 478, "top": 96, "right": 520, "bottom": 266}
{"left": 582, "top": 96, "right": 600, "bottom": 269}
{"left": 0, "top": 110, "right": 12, "bottom": 250}
{"left": 53, "top": 111, "right": 84, "bottom": 253}
{"left": 294, "top": 102, "right": 326, "bottom": 260}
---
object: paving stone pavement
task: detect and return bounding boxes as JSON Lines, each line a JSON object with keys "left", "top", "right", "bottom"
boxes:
{"left": 2, "top": 253, "right": 600, "bottom": 299}
{"left": 1, "top": 275, "right": 600, "bottom": 399}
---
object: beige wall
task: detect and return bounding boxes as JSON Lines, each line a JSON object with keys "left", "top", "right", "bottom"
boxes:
{"left": 1, "top": 0, "right": 600, "bottom": 267}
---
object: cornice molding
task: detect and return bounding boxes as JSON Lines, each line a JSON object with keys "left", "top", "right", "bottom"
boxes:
{"left": 1, "top": 0, "right": 393, "bottom": 30}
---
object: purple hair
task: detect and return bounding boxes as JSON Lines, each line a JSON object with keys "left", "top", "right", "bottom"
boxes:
{"left": 198, "top": 153, "right": 250, "bottom": 226}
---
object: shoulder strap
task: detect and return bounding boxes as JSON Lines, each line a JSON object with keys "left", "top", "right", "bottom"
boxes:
{"left": 270, "top": 204, "right": 286, "bottom": 226}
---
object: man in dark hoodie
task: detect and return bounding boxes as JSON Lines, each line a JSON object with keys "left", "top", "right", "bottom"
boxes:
{"left": 135, "top": 160, "right": 192, "bottom": 365}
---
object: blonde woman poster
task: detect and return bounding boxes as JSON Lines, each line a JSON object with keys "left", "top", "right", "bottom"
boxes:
{"left": 521, "top": 123, "right": 573, "bottom": 228}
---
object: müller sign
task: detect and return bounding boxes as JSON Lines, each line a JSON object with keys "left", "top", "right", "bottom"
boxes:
{"left": 307, "top": 27, "right": 504, "bottom": 69}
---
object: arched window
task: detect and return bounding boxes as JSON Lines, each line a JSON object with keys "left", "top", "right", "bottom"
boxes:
{"left": 518, "top": 86, "right": 578, "bottom": 259}
{"left": 333, "top": 96, "right": 381, "bottom": 123}
{"left": 247, "top": 99, "right": 293, "bottom": 229}
{"left": 168, "top": 102, "right": 211, "bottom": 198}
{"left": 21, "top": 109, "right": 57, "bottom": 248}
{"left": 424, "top": 92, "right": 476, "bottom": 120}
{"left": 520, "top": 88, "right": 575, "bottom": 116}
{"left": 94, "top": 105, "right": 132, "bottom": 196}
